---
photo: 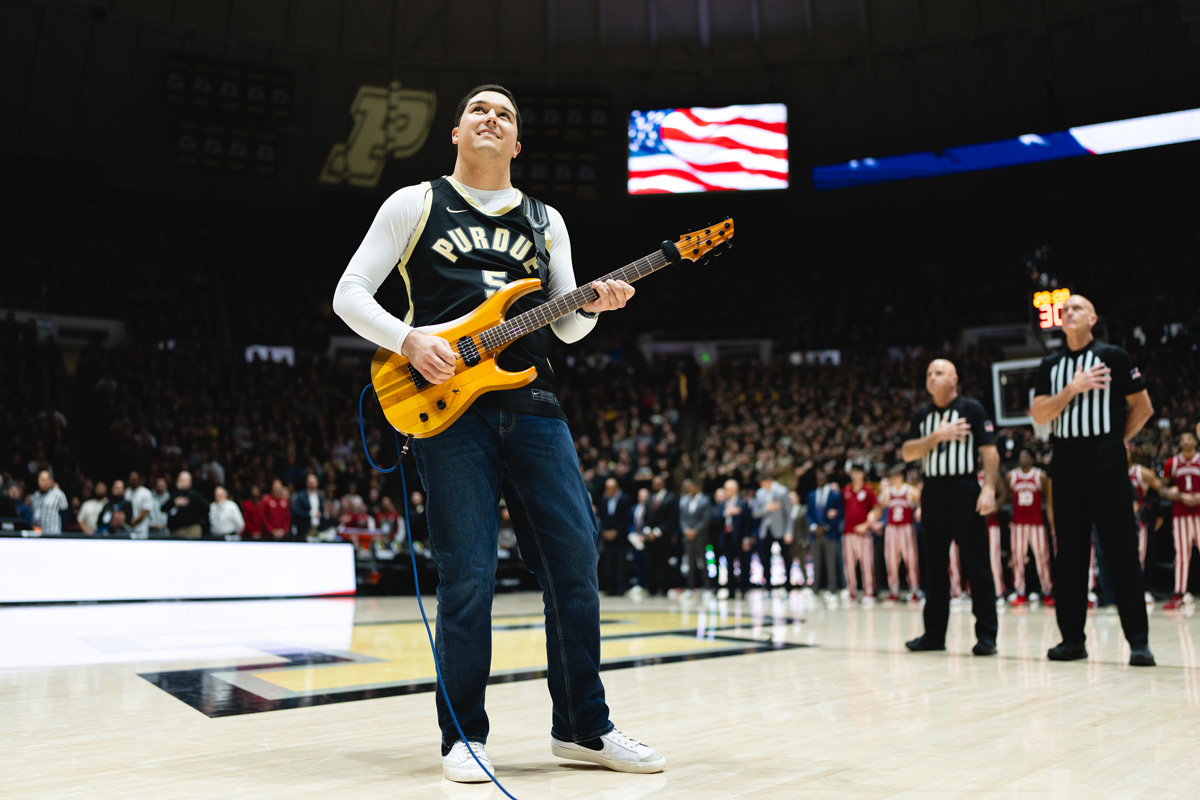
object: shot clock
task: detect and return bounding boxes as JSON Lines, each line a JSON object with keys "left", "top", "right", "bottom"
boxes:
{"left": 1031, "top": 288, "right": 1071, "bottom": 332}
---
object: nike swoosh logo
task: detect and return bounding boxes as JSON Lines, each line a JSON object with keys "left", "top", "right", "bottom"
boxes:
{"left": 447, "top": 207, "right": 468, "bottom": 213}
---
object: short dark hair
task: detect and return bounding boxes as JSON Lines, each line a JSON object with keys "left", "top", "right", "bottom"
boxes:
{"left": 888, "top": 464, "right": 905, "bottom": 478}
{"left": 454, "top": 84, "right": 522, "bottom": 141}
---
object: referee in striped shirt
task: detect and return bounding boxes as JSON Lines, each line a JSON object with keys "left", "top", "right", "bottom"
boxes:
{"left": 902, "top": 359, "right": 1000, "bottom": 656}
{"left": 31, "top": 469, "right": 68, "bottom": 535}
{"left": 1032, "top": 294, "right": 1155, "bottom": 666}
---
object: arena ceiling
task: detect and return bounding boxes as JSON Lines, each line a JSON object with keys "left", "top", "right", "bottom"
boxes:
{"left": 3, "top": 0, "right": 1198, "bottom": 199}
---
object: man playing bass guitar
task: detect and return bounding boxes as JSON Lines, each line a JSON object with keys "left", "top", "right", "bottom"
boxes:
{"left": 333, "top": 84, "right": 664, "bottom": 783}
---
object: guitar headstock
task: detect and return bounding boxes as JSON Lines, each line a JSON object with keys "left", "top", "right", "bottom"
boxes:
{"left": 665, "top": 218, "right": 734, "bottom": 263}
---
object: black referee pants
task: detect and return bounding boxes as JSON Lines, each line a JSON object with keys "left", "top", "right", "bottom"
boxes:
{"left": 1051, "top": 441, "right": 1149, "bottom": 647}
{"left": 920, "top": 479, "right": 998, "bottom": 646}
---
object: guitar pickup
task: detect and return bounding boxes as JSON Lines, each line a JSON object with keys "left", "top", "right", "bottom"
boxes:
{"left": 458, "top": 336, "right": 481, "bottom": 367}
{"left": 408, "top": 364, "right": 430, "bottom": 389}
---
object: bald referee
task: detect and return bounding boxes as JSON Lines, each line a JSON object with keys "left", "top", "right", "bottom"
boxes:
{"left": 902, "top": 359, "right": 1000, "bottom": 656}
{"left": 1031, "top": 294, "right": 1155, "bottom": 666}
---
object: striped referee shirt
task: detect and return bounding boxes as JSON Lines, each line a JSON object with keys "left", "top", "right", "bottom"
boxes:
{"left": 31, "top": 486, "right": 68, "bottom": 534}
{"left": 909, "top": 396, "right": 996, "bottom": 481}
{"left": 1034, "top": 341, "right": 1146, "bottom": 445}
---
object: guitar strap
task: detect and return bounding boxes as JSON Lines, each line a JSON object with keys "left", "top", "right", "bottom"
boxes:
{"left": 521, "top": 193, "right": 551, "bottom": 288}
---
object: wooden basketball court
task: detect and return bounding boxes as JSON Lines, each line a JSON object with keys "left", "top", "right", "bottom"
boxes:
{"left": 2, "top": 591, "right": 1198, "bottom": 799}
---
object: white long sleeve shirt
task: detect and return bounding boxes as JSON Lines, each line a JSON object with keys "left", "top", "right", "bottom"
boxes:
{"left": 209, "top": 499, "right": 245, "bottom": 537}
{"left": 332, "top": 177, "right": 596, "bottom": 354}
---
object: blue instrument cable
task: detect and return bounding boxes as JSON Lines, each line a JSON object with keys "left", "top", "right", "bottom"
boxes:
{"left": 359, "top": 384, "right": 519, "bottom": 799}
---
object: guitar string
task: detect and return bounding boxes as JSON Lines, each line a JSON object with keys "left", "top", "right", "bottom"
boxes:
{"left": 414, "top": 250, "right": 672, "bottom": 369}
{"left": 437, "top": 237, "right": 719, "bottom": 363}
{"left": 382, "top": 229, "right": 730, "bottom": 392}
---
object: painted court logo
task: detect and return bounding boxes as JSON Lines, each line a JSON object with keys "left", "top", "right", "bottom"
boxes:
{"left": 319, "top": 80, "right": 437, "bottom": 187}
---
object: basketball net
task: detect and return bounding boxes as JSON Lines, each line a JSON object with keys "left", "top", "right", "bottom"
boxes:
{"left": 1032, "top": 420, "right": 1052, "bottom": 441}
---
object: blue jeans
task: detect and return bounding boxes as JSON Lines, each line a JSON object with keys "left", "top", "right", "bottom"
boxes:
{"left": 412, "top": 407, "right": 612, "bottom": 748}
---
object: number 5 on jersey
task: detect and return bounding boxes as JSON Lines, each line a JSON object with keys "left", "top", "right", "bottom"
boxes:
{"left": 481, "top": 270, "right": 507, "bottom": 298}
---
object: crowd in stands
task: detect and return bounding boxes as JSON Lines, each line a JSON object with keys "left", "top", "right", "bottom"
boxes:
{"left": 6, "top": 314, "right": 1196, "bottom": 538}
{"left": 3, "top": 183, "right": 1197, "bottom": 604}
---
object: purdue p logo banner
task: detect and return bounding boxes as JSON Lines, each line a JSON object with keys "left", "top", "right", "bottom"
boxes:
{"left": 319, "top": 81, "right": 437, "bottom": 187}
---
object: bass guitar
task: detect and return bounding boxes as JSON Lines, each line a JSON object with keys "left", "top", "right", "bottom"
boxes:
{"left": 369, "top": 219, "right": 734, "bottom": 438}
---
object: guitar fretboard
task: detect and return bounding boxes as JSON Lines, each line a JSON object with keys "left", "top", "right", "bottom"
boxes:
{"left": 477, "top": 249, "right": 674, "bottom": 352}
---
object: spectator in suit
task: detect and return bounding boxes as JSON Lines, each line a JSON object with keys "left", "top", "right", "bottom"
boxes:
{"left": 261, "top": 478, "right": 292, "bottom": 540}
{"left": 596, "top": 477, "right": 634, "bottom": 596}
{"left": 209, "top": 486, "right": 245, "bottom": 539}
{"left": 105, "top": 507, "right": 132, "bottom": 536}
{"left": 0, "top": 483, "right": 18, "bottom": 521}
{"left": 643, "top": 475, "right": 679, "bottom": 596}
{"left": 710, "top": 486, "right": 728, "bottom": 589}
{"left": 678, "top": 479, "right": 713, "bottom": 595}
{"left": 787, "top": 489, "right": 810, "bottom": 588}
{"left": 163, "top": 470, "right": 208, "bottom": 539}
{"left": 719, "top": 478, "right": 755, "bottom": 598}
{"left": 628, "top": 487, "right": 651, "bottom": 596}
{"left": 806, "top": 470, "right": 844, "bottom": 599}
{"left": 291, "top": 472, "right": 329, "bottom": 538}
{"left": 752, "top": 471, "right": 791, "bottom": 591}
{"left": 98, "top": 479, "right": 133, "bottom": 535}
{"left": 6, "top": 481, "right": 33, "bottom": 527}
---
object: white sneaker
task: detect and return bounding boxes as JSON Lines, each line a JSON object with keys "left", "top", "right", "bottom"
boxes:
{"left": 442, "top": 741, "right": 493, "bottom": 783}
{"left": 551, "top": 729, "right": 666, "bottom": 774}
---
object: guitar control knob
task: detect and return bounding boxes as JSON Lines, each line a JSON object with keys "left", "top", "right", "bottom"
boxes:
{"left": 437, "top": 399, "right": 447, "bottom": 410}
{"left": 419, "top": 412, "right": 429, "bottom": 422}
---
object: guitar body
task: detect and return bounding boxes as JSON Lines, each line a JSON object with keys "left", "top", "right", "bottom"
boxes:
{"left": 370, "top": 278, "right": 543, "bottom": 438}
{"left": 366, "top": 218, "right": 733, "bottom": 439}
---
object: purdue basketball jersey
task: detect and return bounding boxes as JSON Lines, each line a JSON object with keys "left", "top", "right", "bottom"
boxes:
{"left": 399, "top": 177, "right": 565, "bottom": 421}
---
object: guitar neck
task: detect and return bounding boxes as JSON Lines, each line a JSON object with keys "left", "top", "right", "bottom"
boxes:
{"left": 480, "top": 248, "right": 675, "bottom": 350}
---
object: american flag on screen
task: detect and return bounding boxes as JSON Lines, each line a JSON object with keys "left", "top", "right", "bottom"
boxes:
{"left": 628, "top": 103, "right": 788, "bottom": 194}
